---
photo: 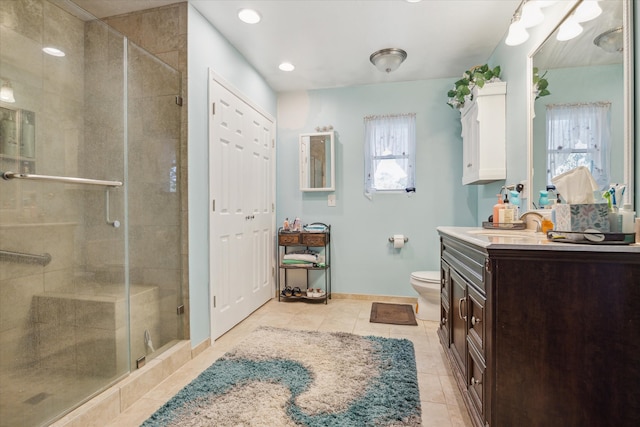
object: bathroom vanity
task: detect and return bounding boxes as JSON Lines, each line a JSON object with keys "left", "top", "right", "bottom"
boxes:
{"left": 437, "top": 227, "right": 640, "bottom": 427}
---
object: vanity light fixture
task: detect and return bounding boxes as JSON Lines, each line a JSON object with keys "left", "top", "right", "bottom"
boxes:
{"left": 556, "top": 16, "right": 583, "bottom": 41}
{"left": 0, "top": 80, "right": 16, "bottom": 103}
{"left": 369, "top": 48, "right": 407, "bottom": 73}
{"left": 573, "top": 0, "right": 602, "bottom": 23}
{"left": 279, "top": 62, "right": 295, "bottom": 72}
{"left": 43, "top": 46, "right": 65, "bottom": 57}
{"left": 520, "top": 1, "right": 544, "bottom": 28}
{"left": 238, "top": 8, "right": 261, "bottom": 24}
{"left": 505, "top": 10, "right": 529, "bottom": 46}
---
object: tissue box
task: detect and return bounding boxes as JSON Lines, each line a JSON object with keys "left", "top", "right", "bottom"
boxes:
{"left": 553, "top": 203, "right": 610, "bottom": 232}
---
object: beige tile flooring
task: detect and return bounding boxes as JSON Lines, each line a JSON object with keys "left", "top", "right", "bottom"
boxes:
{"left": 105, "top": 297, "right": 473, "bottom": 427}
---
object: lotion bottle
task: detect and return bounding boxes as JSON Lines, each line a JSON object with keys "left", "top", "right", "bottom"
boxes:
{"left": 492, "top": 195, "right": 504, "bottom": 227}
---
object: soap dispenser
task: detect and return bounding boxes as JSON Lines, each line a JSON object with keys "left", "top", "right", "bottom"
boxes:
{"left": 539, "top": 190, "right": 550, "bottom": 209}
{"left": 499, "top": 193, "right": 515, "bottom": 224}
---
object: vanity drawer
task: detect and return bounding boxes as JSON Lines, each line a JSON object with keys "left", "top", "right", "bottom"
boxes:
{"left": 301, "top": 232, "right": 328, "bottom": 247}
{"left": 278, "top": 233, "right": 300, "bottom": 245}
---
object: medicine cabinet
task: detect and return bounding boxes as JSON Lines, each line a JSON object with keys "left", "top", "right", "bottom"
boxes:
{"left": 299, "top": 131, "right": 335, "bottom": 192}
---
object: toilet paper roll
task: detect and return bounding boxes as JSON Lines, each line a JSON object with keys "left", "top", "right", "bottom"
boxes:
{"left": 393, "top": 234, "right": 405, "bottom": 249}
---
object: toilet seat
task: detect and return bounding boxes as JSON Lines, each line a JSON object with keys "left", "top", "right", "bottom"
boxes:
{"left": 410, "top": 271, "right": 440, "bottom": 286}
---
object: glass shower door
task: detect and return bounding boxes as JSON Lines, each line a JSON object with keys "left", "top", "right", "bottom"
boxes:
{"left": 0, "top": 2, "right": 129, "bottom": 426}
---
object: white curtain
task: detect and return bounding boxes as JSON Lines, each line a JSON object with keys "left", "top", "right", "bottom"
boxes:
{"left": 546, "top": 102, "right": 611, "bottom": 190}
{"left": 364, "top": 113, "right": 416, "bottom": 198}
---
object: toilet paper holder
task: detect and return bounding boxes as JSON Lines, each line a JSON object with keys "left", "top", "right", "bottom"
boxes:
{"left": 388, "top": 236, "right": 409, "bottom": 243}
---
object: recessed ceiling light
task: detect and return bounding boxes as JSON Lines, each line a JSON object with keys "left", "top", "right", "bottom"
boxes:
{"left": 238, "top": 8, "right": 261, "bottom": 24}
{"left": 43, "top": 46, "right": 65, "bottom": 57}
{"left": 405, "top": 0, "right": 422, "bottom": 3}
{"left": 279, "top": 62, "right": 295, "bottom": 72}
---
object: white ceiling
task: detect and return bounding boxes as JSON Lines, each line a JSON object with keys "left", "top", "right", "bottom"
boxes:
{"left": 72, "top": 0, "right": 523, "bottom": 92}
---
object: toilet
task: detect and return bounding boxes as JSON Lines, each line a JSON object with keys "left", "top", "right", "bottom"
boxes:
{"left": 410, "top": 271, "right": 440, "bottom": 321}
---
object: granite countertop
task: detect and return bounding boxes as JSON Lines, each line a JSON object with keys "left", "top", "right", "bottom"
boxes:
{"left": 437, "top": 226, "right": 640, "bottom": 253}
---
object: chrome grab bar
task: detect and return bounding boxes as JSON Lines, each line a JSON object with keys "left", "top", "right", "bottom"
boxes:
{"left": 0, "top": 249, "right": 52, "bottom": 266}
{"left": 2, "top": 171, "right": 122, "bottom": 188}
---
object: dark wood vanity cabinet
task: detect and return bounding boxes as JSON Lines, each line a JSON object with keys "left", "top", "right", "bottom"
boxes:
{"left": 438, "top": 231, "right": 640, "bottom": 427}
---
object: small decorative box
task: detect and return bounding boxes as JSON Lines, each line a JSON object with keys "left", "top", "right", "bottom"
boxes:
{"left": 553, "top": 203, "right": 610, "bottom": 232}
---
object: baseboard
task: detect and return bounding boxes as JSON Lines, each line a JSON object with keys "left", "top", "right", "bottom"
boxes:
{"left": 191, "top": 337, "right": 211, "bottom": 359}
{"left": 331, "top": 293, "right": 417, "bottom": 304}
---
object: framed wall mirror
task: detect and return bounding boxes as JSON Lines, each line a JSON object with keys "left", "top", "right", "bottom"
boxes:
{"left": 300, "top": 131, "right": 335, "bottom": 192}
{"left": 528, "top": 0, "right": 634, "bottom": 209}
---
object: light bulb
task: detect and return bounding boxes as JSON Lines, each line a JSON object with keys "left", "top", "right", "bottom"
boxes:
{"left": 521, "top": 2, "right": 544, "bottom": 28}
{"left": 0, "top": 82, "right": 15, "bottom": 103}
{"left": 574, "top": 0, "right": 602, "bottom": 23}
{"left": 557, "top": 17, "right": 583, "bottom": 41}
{"left": 505, "top": 20, "right": 530, "bottom": 46}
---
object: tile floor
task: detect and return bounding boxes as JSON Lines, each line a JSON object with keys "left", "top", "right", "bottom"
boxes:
{"left": 105, "top": 297, "right": 473, "bottom": 427}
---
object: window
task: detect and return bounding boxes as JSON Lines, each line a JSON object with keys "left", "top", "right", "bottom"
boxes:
{"left": 364, "top": 113, "right": 416, "bottom": 197}
{"left": 546, "top": 102, "right": 611, "bottom": 190}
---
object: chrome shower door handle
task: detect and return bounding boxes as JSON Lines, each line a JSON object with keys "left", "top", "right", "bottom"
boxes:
{"left": 105, "top": 187, "right": 120, "bottom": 228}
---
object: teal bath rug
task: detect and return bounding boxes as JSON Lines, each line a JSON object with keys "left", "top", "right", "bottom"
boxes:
{"left": 142, "top": 327, "right": 421, "bottom": 426}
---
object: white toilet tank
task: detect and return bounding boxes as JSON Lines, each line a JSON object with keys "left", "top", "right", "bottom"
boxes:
{"left": 410, "top": 271, "right": 440, "bottom": 321}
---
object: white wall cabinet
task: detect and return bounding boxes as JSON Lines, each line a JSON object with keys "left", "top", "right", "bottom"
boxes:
{"left": 460, "top": 82, "right": 506, "bottom": 185}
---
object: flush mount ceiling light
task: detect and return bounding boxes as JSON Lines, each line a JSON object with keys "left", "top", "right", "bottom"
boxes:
{"left": 43, "top": 46, "right": 65, "bottom": 57}
{"left": 594, "top": 27, "right": 623, "bottom": 53}
{"left": 238, "top": 8, "right": 261, "bottom": 24}
{"left": 0, "top": 80, "right": 16, "bottom": 103}
{"left": 279, "top": 62, "right": 295, "bottom": 72}
{"left": 573, "top": 0, "right": 602, "bottom": 23}
{"left": 369, "top": 48, "right": 407, "bottom": 73}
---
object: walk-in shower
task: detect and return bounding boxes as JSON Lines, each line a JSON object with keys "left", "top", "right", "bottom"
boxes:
{"left": 0, "top": 1, "right": 183, "bottom": 425}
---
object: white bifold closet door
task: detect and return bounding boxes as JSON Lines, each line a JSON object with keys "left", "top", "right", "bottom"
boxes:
{"left": 208, "top": 70, "right": 275, "bottom": 339}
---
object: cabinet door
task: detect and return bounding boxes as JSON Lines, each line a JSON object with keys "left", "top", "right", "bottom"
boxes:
{"left": 439, "top": 261, "right": 451, "bottom": 344}
{"left": 467, "top": 284, "right": 486, "bottom": 357}
{"left": 461, "top": 103, "right": 479, "bottom": 185}
{"left": 450, "top": 268, "right": 467, "bottom": 377}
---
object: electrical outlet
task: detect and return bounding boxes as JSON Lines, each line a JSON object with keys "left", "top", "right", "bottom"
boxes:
{"left": 519, "top": 180, "right": 527, "bottom": 197}
{"left": 328, "top": 194, "right": 336, "bottom": 207}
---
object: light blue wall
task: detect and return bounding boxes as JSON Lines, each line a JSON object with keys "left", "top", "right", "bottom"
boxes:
{"left": 276, "top": 81, "right": 476, "bottom": 297}
{"left": 186, "top": 0, "right": 638, "bottom": 345}
{"left": 187, "top": 4, "right": 276, "bottom": 347}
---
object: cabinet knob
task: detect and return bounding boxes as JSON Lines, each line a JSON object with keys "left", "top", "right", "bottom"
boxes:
{"left": 485, "top": 258, "right": 491, "bottom": 273}
{"left": 441, "top": 317, "right": 447, "bottom": 325}
{"left": 471, "top": 377, "right": 482, "bottom": 386}
{"left": 472, "top": 316, "right": 481, "bottom": 325}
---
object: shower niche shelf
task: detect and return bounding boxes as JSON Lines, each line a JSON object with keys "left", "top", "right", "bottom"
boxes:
{"left": 0, "top": 107, "right": 36, "bottom": 172}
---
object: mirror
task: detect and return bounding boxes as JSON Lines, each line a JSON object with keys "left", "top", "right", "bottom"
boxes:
{"left": 528, "top": 0, "right": 633, "bottom": 208}
{"left": 300, "top": 131, "right": 335, "bottom": 191}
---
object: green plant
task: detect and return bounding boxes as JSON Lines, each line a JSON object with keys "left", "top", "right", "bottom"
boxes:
{"left": 447, "top": 64, "right": 502, "bottom": 110}
{"left": 533, "top": 67, "right": 550, "bottom": 100}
